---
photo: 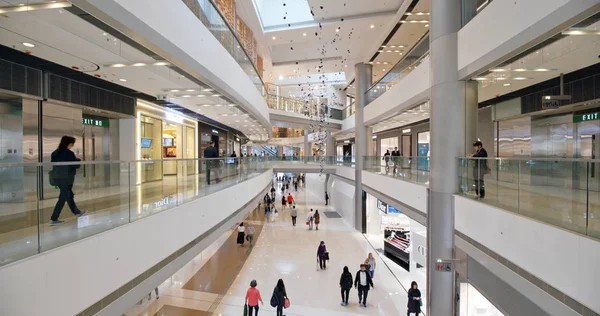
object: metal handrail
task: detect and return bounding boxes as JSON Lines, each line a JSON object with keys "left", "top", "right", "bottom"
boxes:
{"left": 459, "top": 157, "right": 600, "bottom": 163}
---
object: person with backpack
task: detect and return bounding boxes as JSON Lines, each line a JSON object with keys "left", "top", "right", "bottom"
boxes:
{"left": 339, "top": 266, "right": 353, "bottom": 306}
{"left": 245, "top": 280, "right": 263, "bottom": 316}
{"left": 407, "top": 281, "right": 422, "bottom": 316}
{"left": 314, "top": 210, "right": 321, "bottom": 231}
{"left": 290, "top": 205, "right": 297, "bottom": 226}
{"left": 307, "top": 209, "right": 315, "bottom": 230}
{"left": 270, "top": 279, "right": 288, "bottom": 316}
{"left": 354, "top": 264, "right": 374, "bottom": 308}
{"left": 316, "top": 241, "right": 328, "bottom": 270}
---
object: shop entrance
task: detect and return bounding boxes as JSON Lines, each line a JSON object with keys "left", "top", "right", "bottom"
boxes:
{"left": 212, "top": 135, "right": 220, "bottom": 155}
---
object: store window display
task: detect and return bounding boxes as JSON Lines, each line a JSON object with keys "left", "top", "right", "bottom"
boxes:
{"left": 140, "top": 115, "right": 163, "bottom": 182}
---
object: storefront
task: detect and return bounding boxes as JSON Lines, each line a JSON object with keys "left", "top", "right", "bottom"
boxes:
{"left": 336, "top": 140, "right": 355, "bottom": 163}
{"left": 197, "top": 123, "right": 228, "bottom": 158}
{"left": 136, "top": 101, "right": 197, "bottom": 183}
{"left": 459, "top": 283, "right": 505, "bottom": 316}
{"left": 364, "top": 193, "right": 427, "bottom": 292}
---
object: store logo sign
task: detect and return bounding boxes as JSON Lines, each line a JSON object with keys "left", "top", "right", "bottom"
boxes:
{"left": 377, "top": 199, "right": 387, "bottom": 213}
{"left": 165, "top": 112, "right": 184, "bottom": 124}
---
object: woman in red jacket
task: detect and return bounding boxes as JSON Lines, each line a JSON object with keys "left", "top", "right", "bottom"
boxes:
{"left": 245, "top": 280, "right": 263, "bottom": 316}
{"left": 287, "top": 193, "right": 294, "bottom": 208}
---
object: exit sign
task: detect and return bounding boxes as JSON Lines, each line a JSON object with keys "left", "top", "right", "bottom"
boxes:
{"left": 82, "top": 118, "right": 110, "bottom": 127}
{"left": 573, "top": 112, "right": 600, "bottom": 123}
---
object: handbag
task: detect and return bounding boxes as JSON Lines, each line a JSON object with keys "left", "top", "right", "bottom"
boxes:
{"left": 324, "top": 252, "right": 330, "bottom": 260}
{"left": 243, "top": 303, "right": 248, "bottom": 316}
{"left": 48, "top": 170, "right": 57, "bottom": 186}
{"left": 306, "top": 221, "right": 310, "bottom": 225}
{"left": 284, "top": 297, "right": 290, "bottom": 309}
{"left": 270, "top": 289, "right": 278, "bottom": 307}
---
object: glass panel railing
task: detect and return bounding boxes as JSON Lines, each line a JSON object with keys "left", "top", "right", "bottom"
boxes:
{"left": 458, "top": 158, "right": 599, "bottom": 239}
{"left": 266, "top": 94, "right": 330, "bottom": 118}
{"left": 342, "top": 102, "right": 355, "bottom": 119}
{"left": 366, "top": 34, "right": 430, "bottom": 104}
{"left": 182, "top": 0, "right": 265, "bottom": 93}
{"left": 0, "top": 158, "right": 270, "bottom": 266}
{"left": 461, "top": 0, "right": 493, "bottom": 26}
{"left": 364, "top": 156, "right": 430, "bottom": 185}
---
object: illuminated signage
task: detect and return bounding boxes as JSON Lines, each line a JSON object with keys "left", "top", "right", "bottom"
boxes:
{"left": 574, "top": 112, "right": 600, "bottom": 123}
{"left": 377, "top": 199, "right": 387, "bottom": 213}
{"left": 402, "top": 128, "right": 411, "bottom": 133}
{"left": 82, "top": 118, "right": 109, "bottom": 127}
{"left": 165, "top": 112, "right": 184, "bottom": 124}
{"left": 212, "top": 129, "right": 219, "bottom": 134}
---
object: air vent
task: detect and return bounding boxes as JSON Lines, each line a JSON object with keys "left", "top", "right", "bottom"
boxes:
{"left": 47, "top": 74, "right": 135, "bottom": 116}
{"left": 0, "top": 58, "right": 42, "bottom": 97}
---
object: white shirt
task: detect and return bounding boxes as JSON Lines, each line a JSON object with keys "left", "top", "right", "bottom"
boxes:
{"left": 307, "top": 212, "right": 314, "bottom": 221}
{"left": 359, "top": 271, "right": 368, "bottom": 286}
{"left": 238, "top": 226, "right": 245, "bottom": 233}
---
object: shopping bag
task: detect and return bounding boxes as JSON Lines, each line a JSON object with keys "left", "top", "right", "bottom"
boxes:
{"left": 243, "top": 303, "right": 248, "bottom": 316}
{"left": 306, "top": 221, "right": 310, "bottom": 225}
{"left": 284, "top": 298, "right": 291, "bottom": 309}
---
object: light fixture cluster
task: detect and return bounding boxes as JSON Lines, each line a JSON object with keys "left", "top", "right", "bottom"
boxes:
{"left": 490, "top": 68, "right": 555, "bottom": 72}
{"left": 368, "top": 61, "right": 391, "bottom": 65}
{"left": 473, "top": 76, "right": 532, "bottom": 81}
{"left": 562, "top": 29, "right": 600, "bottom": 36}
{"left": 165, "top": 88, "right": 213, "bottom": 93}
{"left": 400, "top": 20, "right": 429, "bottom": 24}
{"left": 106, "top": 61, "right": 170, "bottom": 67}
{"left": 404, "top": 12, "right": 430, "bottom": 16}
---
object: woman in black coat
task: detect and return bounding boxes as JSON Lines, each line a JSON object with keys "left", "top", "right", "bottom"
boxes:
{"left": 273, "top": 279, "right": 288, "bottom": 316}
{"left": 339, "top": 266, "right": 353, "bottom": 306}
{"left": 50, "top": 136, "right": 85, "bottom": 225}
{"left": 407, "top": 281, "right": 422, "bottom": 316}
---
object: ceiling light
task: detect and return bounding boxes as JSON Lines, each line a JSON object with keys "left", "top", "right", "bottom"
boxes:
{"left": 513, "top": 68, "right": 527, "bottom": 72}
{"left": 215, "top": 104, "right": 223, "bottom": 107}
{"left": 378, "top": 50, "right": 383, "bottom": 53}
{"left": 186, "top": 89, "right": 196, "bottom": 92}
{"left": 153, "top": 62, "right": 169, "bottom": 66}
{"left": 119, "top": 78, "right": 127, "bottom": 82}
{"left": 336, "top": 28, "right": 340, "bottom": 32}
{"left": 490, "top": 68, "right": 506, "bottom": 72}
{"left": 222, "top": 114, "right": 228, "bottom": 116}
{"left": 170, "top": 89, "right": 180, "bottom": 92}
{"left": 202, "top": 88, "right": 213, "bottom": 92}
{"left": 303, "top": 33, "right": 307, "bottom": 36}
{"left": 382, "top": 69, "right": 386, "bottom": 72}
{"left": 110, "top": 64, "right": 126, "bottom": 68}
{"left": 473, "top": 77, "right": 487, "bottom": 81}
{"left": 203, "top": 104, "right": 211, "bottom": 107}
{"left": 535, "top": 68, "right": 551, "bottom": 72}
{"left": 503, "top": 83, "right": 511, "bottom": 87}
{"left": 394, "top": 50, "right": 400, "bottom": 53}
{"left": 278, "top": 75, "right": 284, "bottom": 80}
{"left": 132, "top": 63, "right": 146, "bottom": 67}
{"left": 513, "top": 77, "right": 528, "bottom": 80}
{"left": 386, "top": 50, "right": 393, "bottom": 52}
{"left": 272, "top": 36, "right": 276, "bottom": 40}
{"left": 196, "top": 95, "right": 206, "bottom": 97}
{"left": 212, "top": 94, "right": 221, "bottom": 97}
{"left": 229, "top": 104, "right": 236, "bottom": 107}
{"left": 425, "top": 24, "right": 429, "bottom": 27}
{"left": 22, "top": 42, "right": 35, "bottom": 48}
{"left": 370, "top": 24, "right": 375, "bottom": 28}
{"left": 495, "top": 77, "right": 507, "bottom": 80}
{"left": 181, "top": 95, "right": 191, "bottom": 98}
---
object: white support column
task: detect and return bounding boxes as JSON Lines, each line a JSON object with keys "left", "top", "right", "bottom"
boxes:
{"left": 304, "top": 131, "right": 310, "bottom": 159}
{"left": 354, "top": 62, "right": 372, "bottom": 232}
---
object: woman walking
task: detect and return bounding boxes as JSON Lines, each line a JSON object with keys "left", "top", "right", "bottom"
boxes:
{"left": 50, "top": 136, "right": 86, "bottom": 225}
{"left": 314, "top": 210, "right": 321, "bottom": 230}
{"left": 271, "top": 279, "right": 288, "bottom": 316}
{"left": 237, "top": 222, "right": 245, "bottom": 246}
{"left": 339, "top": 266, "right": 353, "bottom": 306}
{"left": 364, "top": 253, "right": 376, "bottom": 278}
{"left": 407, "top": 281, "right": 422, "bottom": 316}
{"left": 317, "top": 241, "right": 328, "bottom": 270}
{"left": 245, "top": 280, "right": 263, "bottom": 316}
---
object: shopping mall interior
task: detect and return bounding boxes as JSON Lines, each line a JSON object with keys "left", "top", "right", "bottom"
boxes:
{"left": 0, "top": 0, "right": 599, "bottom": 315}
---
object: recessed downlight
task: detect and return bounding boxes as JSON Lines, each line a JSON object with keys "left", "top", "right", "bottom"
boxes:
{"left": 22, "top": 42, "right": 35, "bottom": 48}
{"left": 370, "top": 24, "right": 375, "bottom": 28}
{"left": 153, "top": 62, "right": 169, "bottom": 66}
{"left": 132, "top": 63, "right": 146, "bottom": 67}
{"left": 272, "top": 36, "right": 276, "bottom": 40}
{"left": 203, "top": 104, "right": 211, "bottom": 107}
{"left": 202, "top": 88, "right": 213, "bottom": 92}
{"left": 215, "top": 104, "right": 223, "bottom": 107}
{"left": 503, "top": 83, "right": 511, "bottom": 87}
{"left": 303, "top": 33, "right": 307, "bottom": 36}
{"left": 111, "top": 64, "right": 126, "bottom": 68}
{"left": 119, "top": 78, "right": 127, "bottom": 82}
{"left": 212, "top": 94, "right": 221, "bottom": 97}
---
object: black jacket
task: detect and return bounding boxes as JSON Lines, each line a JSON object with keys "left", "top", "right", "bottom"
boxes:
{"left": 354, "top": 270, "right": 373, "bottom": 288}
{"left": 339, "top": 272, "right": 353, "bottom": 290}
{"left": 51, "top": 149, "right": 80, "bottom": 185}
{"left": 407, "top": 288, "right": 422, "bottom": 312}
{"left": 204, "top": 146, "right": 219, "bottom": 167}
{"left": 472, "top": 147, "right": 488, "bottom": 177}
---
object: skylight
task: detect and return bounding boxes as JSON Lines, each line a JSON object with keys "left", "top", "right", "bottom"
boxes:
{"left": 253, "top": 0, "right": 314, "bottom": 29}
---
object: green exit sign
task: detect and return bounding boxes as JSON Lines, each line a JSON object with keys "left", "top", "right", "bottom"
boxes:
{"left": 82, "top": 118, "right": 110, "bottom": 127}
{"left": 574, "top": 112, "right": 600, "bottom": 123}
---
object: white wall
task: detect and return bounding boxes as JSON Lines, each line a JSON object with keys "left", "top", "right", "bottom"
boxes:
{"left": 329, "top": 178, "right": 355, "bottom": 226}
{"left": 455, "top": 196, "right": 600, "bottom": 314}
{"left": 457, "top": 0, "right": 599, "bottom": 78}
{"left": 72, "top": 0, "right": 271, "bottom": 129}
{"left": 0, "top": 171, "right": 273, "bottom": 316}
{"left": 305, "top": 173, "right": 326, "bottom": 200}
{"left": 362, "top": 171, "right": 428, "bottom": 214}
{"left": 335, "top": 165, "right": 355, "bottom": 181}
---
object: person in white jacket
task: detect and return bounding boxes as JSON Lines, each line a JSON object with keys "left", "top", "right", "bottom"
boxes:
{"left": 307, "top": 209, "right": 315, "bottom": 230}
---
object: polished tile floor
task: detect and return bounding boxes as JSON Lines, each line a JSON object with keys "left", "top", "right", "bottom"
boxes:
{"left": 129, "top": 178, "right": 413, "bottom": 316}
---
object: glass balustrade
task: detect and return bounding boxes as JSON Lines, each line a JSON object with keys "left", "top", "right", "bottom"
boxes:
{"left": 461, "top": 0, "right": 493, "bottom": 26}
{"left": 363, "top": 156, "right": 430, "bottom": 185}
{"left": 342, "top": 102, "right": 355, "bottom": 119}
{"left": 459, "top": 158, "right": 600, "bottom": 239}
{"left": 366, "top": 34, "right": 430, "bottom": 105}
{"left": 182, "top": 0, "right": 265, "bottom": 93}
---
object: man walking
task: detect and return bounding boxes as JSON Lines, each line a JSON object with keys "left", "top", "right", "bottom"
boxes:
{"left": 354, "top": 264, "right": 374, "bottom": 308}
{"left": 203, "top": 141, "right": 219, "bottom": 184}
{"left": 247, "top": 224, "right": 255, "bottom": 247}
{"left": 291, "top": 205, "right": 297, "bottom": 226}
{"left": 325, "top": 191, "right": 329, "bottom": 205}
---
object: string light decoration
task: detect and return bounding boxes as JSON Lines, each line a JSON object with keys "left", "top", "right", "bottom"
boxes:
{"left": 281, "top": 1, "right": 353, "bottom": 174}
